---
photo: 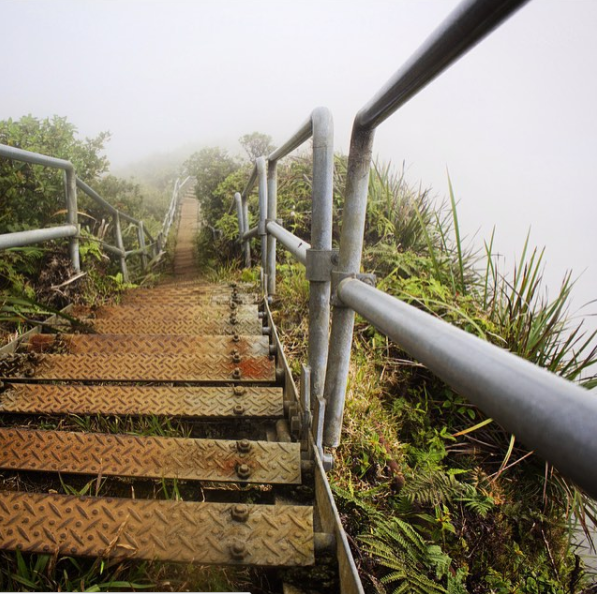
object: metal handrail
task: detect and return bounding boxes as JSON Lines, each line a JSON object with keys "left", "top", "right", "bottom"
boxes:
{"left": 337, "top": 278, "right": 597, "bottom": 499}
{"left": 230, "top": 0, "right": 597, "bottom": 501}
{"left": 0, "top": 143, "right": 188, "bottom": 281}
{"left": 323, "top": 0, "right": 531, "bottom": 447}
{"left": 235, "top": 107, "right": 334, "bottom": 414}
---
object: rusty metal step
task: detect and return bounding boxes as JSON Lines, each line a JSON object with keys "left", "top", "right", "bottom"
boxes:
{"left": 89, "top": 317, "right": 263, "bottom": 335}
{"left": 0, "top": 491, "right": 313, "bottom": 566}
{"left": 75, "top": 306, "right": 258, "bottom": 324}
{"left": 121, "top": 293, "right": 257, "bottom": 303}
{"left": 122, "top": 293, "right": 259, "bottom": 306}
{"left": 129, "top": 282, "right": 253, "bottom": 293}
{"left": 24, "top": 334, "right": 270, "bottom": 356}
{"left": 0, "top": 384, "right": 283, "bottom": 417}
{"left": 0, "top": 429, "right": 301, "bottom": 484}
{"left": 1, "top": 353, "right": 275, "bottom": 382}
{"left": 73, "top": 304, "right": 259, "bottom": 318}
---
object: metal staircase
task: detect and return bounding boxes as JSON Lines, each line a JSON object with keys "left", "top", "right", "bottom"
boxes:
{"left": 0, "top": 188, "right": 360, "bottom": 592}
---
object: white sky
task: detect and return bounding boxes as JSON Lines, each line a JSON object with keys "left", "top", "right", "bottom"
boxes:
{"left": 2, "top": 0, "right": 596, "bottom": 339}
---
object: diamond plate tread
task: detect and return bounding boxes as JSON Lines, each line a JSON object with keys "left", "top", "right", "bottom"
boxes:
{"left": 0, "top": 429, "right": 301, "bottom": 484}
{"left": 122, "top": 293, "right": 259, "bottom": 306}
{"left": 0, "top": 384, "right": 283, "bottom": 417}
{"left": 128, "top": 282, "right": 256, "bottom": 293}
{"left": 0, "top": 492, "right": 313, "bottom": 566}
{"left": 90, "top": 317, "right": 262, "bottom": 335}
{"left": 72, "top": 304, "right": 258, "bottom": 318}
{"left": 13, "top": 353, "right": 275, "bottom": 382}
{"left": 25, "top": 334, "right": 270, "bottom": 356}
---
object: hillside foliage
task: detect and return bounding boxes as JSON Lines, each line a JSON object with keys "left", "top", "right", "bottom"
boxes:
{"left": 196, "top": 145, "right": 597, "bottom": 593}
{"left": 0, "top": 115, "right": 174, "bottom": 343}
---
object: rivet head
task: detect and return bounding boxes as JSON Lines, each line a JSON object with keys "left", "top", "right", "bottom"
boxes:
{"left": 230, "top": 302, "right": 238, "bottom": 310}
{"left": 236, "top": 463, "right": 252, "bottom": 480}
{"left": 230, "top": 541, "right": 247, "bottom": 559}
{"left": 237, "top": 439, "right": 252, "bottom": 453}
{"left": 233, "top": 386, "right": 246, "bottom": 396}
{"left": 232, "top": 368, "right": 242, "bottom": 379}
{"left": 233, "top": 404, "right": 245, "bottom": 416}
{"left": 232, "top": 334, "right": 240, "bottom": 343}
{"left": 232, "top": 353, "right": 242, "bottom": 364}
{"left": 231, "top": 504, "right": 249, "bottom": 523}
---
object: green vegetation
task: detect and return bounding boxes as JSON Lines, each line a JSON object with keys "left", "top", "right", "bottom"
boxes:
{"left": 0, "top": 115, "right": 177, "bottom": 344}
{"left": 196, "top": 145, "right": 597, "bottom": 593}
{"left": 2, "top": 118, "right": 597, "bottom": 591}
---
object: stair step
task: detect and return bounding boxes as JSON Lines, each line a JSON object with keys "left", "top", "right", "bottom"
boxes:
{"left": 122, "top": 292, "right": 258, "bottom": 305}
{"left": 0, "top": 491, "right": 313, "bottom": 566}
{"left": 0, "top": 429, "right": 301, "bottom": 484}
{"left": 0, "top": 384, "right": 283, "bottom": 417}
{"left": 76, "top": 305, "right": 259, "bottom": 324}
{"left": 1, "top": 353, "right": 275, "bottom": 382}
{"left": 90, "top": 317, "right": 263, "bottom": 335}
{"left": 24, "top": 334, "right": 270, "bottom": 356}
{"left": 73, "top": 304, "right": 259, "bottom": 318}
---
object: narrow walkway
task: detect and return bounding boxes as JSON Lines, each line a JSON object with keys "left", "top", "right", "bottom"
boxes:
{"left": 173, "top": 184, "right": 200, "bottom": 277}
{"left": 0, "top": 188, "right": 316, "bottom": 576}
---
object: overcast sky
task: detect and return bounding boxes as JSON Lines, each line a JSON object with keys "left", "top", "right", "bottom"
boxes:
{"left": 2, "top": 0, "right": 596, "bottom": 340}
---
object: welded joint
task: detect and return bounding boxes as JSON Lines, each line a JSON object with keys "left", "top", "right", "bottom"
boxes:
{"left": 265, "top": 218, "right": 283, "bottom": 226}
{"left": 258, "top": 220, "right": 267, "bottom": 236}
{"left": 305, "top": 249, "right": 339, "bottom": 282}
{"left": 331, "top": 270, "right": 376, "bottom": 307}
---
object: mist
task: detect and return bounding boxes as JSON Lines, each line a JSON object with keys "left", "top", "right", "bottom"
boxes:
{"left": 3, "top": 0, "right": 596, "bottom": 336}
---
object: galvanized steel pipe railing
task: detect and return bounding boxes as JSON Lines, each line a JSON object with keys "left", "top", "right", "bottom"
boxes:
{"left": 0, "top": 142, "right": 165, "bottom": 276}
{"left": 233, "top": 108, "right": 334, "bottom": 413}
{"left": 265, "top": 221, "right": 310, "bottom": 266}
{"left": 322, "top": 0, "right": 531, "bottom": 447}
{"left": 337, "top": 278, "right": 597, "bottom": 500}
{"left": 266, "top": 107, "right": 334, "bottom": 411}
{"left": 0, "top": 143, "right": 81, "bottom": 271}
{"left": 238, "top": 158, "right": 268, "bottom": 272}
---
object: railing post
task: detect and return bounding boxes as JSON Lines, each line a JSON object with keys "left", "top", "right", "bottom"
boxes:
{"left": 256, "top": 157, "right": 268, "bottom": 274}
{"left": 242, "top": 195, "right": 251, "bottom": 267}
{"left": 266, "top": 160, "right": 278, "bottom": 295}
{"left": 137, "top": 221, "right": 148, "bottom": 270}
{"left": 322, "top": 126, "right": 375, "bottom": 447}
{"left": 114, "top": 212, "right": 129, "bottom": 283}
{"left": 234, "top": 192, "right": 250, "bottom": 267}
{"left": 307, "top": 108, "right": 334, "bottom": 413}
{"left": 64, "top": 169, "right": 80, "bottom": 272}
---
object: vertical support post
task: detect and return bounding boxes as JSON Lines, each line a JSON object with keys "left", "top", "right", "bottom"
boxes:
{"left": 266, "top": 160, "right": 278, "bottom": 295}
{"left": 114, "top": 212, "right": 129, "bottom": 283}
{"left": 234, "top": 192, "right": 250, "bottom": 267}
{"left": 256, "top": 157, "right": 268, "bottom": 274}
{"left": 322, "top": 126, "right": 375, "bottom": 447}
{"left": 64, "top": 169, "right": 80, "bottom": 272}
{"left": 308, "top": 108, "right": 334, "bottom": 414}
{"left": 241, "top": 195, "right": 251, "bottom": 267}
{"left": 137, "top": 221, "right": 148, "bottom": 270}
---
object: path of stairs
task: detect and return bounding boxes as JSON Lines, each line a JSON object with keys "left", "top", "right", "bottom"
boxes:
{"left": 0, "top": 188, "right": 322, "bottom": 586}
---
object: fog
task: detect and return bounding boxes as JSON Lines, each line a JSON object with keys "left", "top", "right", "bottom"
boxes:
{"left": 3, "top": 0, "right": 596, "bottom": 337}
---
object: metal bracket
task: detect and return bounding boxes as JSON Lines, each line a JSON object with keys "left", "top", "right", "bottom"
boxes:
{"left": 331, "top": 270, "right": 377, "bottom": 306}
{"left": 305, "top": 249, "right": 339, "bottom": 282}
